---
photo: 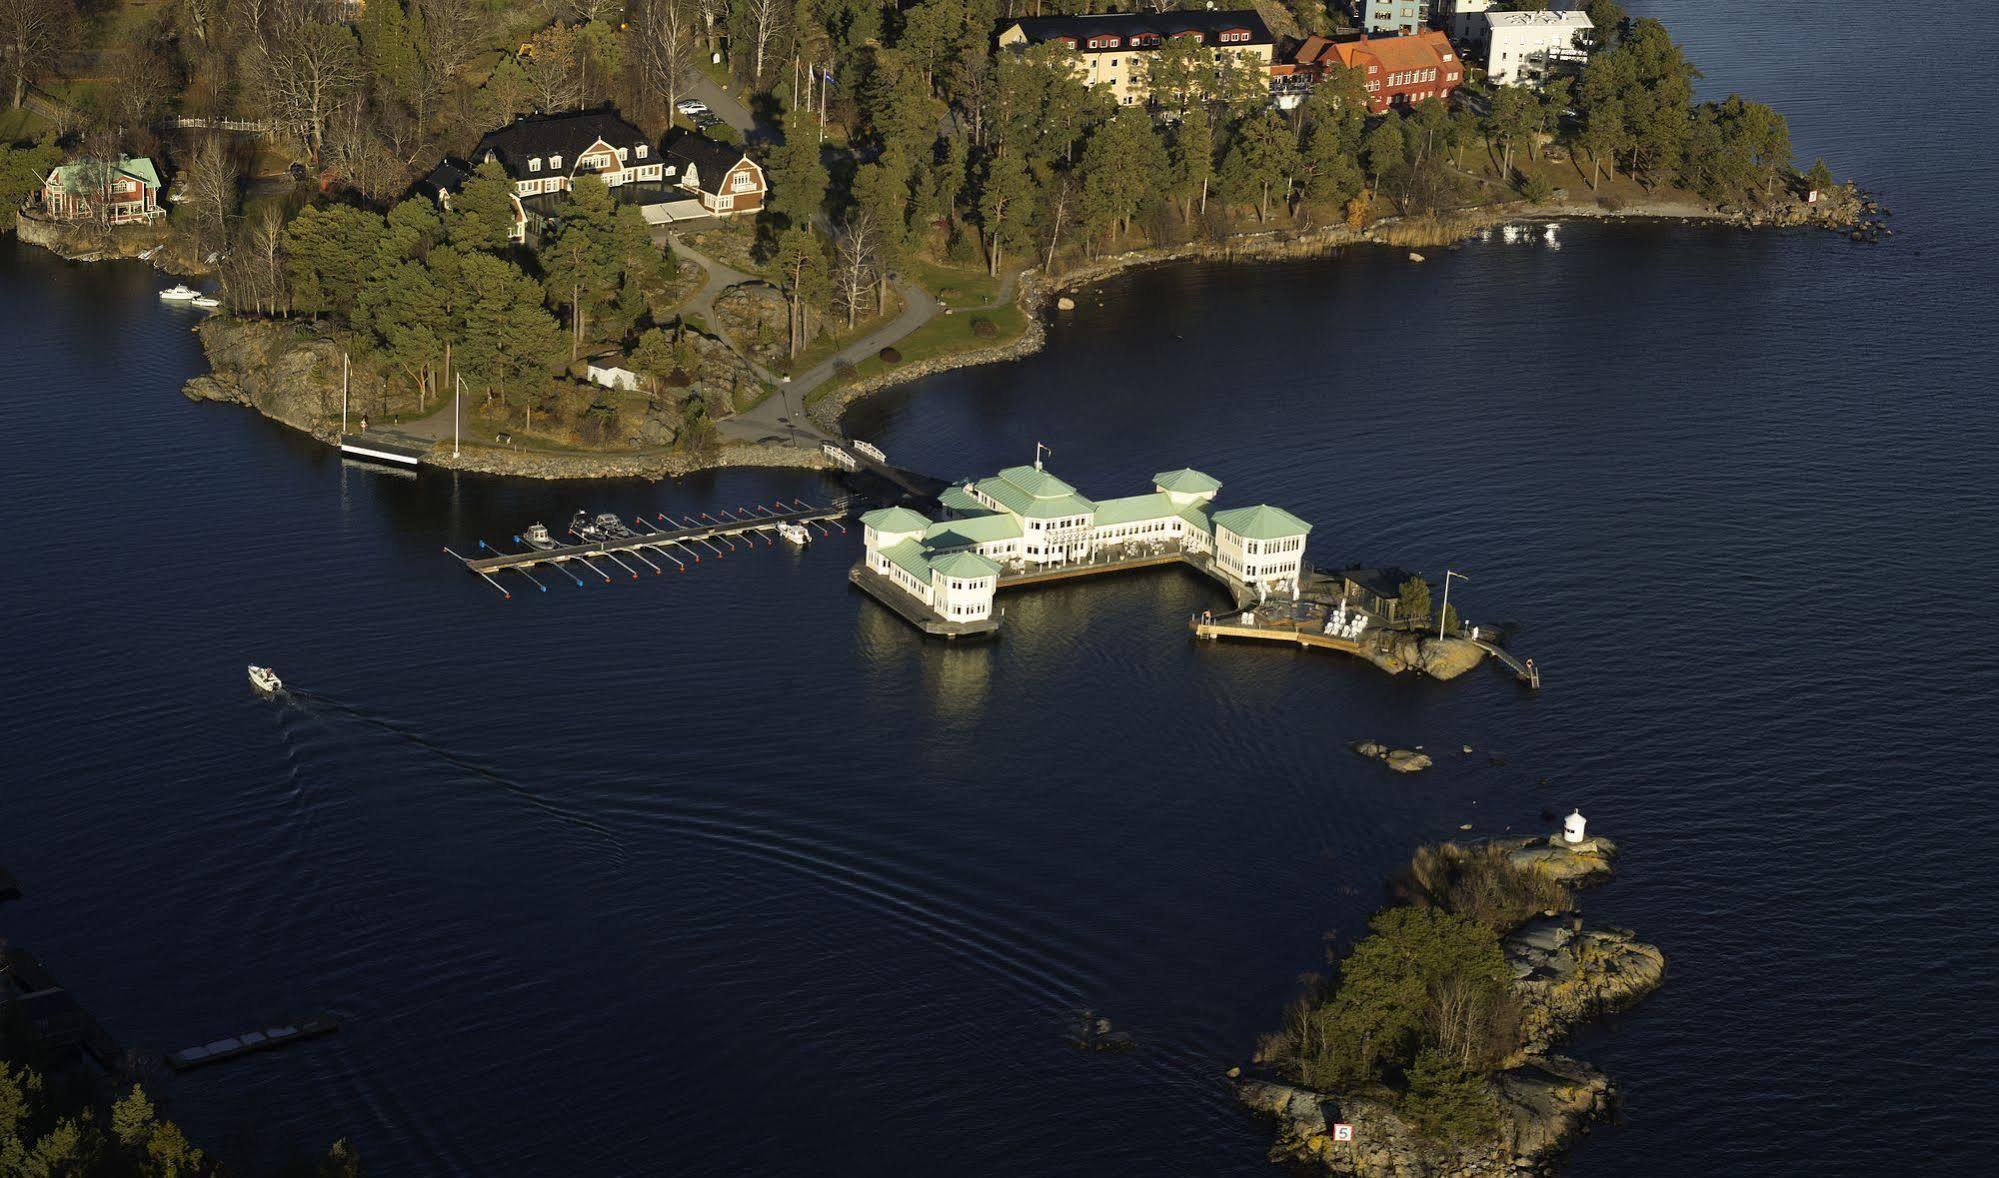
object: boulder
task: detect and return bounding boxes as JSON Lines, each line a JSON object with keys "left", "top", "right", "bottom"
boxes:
{"left": 1418, "top": 637, "right": 1486, "bottom": 680}
{"left": 1056, "top": 296, "right": 1077, "bottom": 310}
{"left": 1384, "top": 749, "right": 1433, "bottom": 774}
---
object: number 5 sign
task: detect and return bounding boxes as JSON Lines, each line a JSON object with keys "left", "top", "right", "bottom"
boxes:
{"left": 1332, "top": 1124, "right": 1354, "bottom": 1142}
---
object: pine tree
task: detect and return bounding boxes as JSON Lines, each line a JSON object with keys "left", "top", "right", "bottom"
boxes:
{"left": 448, "top": 159, "right": 520, "bottom": 253}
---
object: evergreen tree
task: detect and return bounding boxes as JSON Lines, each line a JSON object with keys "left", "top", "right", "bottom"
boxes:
{"left": 1170, "top": 106, "right": 1215, "bottom": 219}
{"left": 448, "top": 159, "right": 519, "bottom": 252}
{"left": 1078, "top": 107, "right": 1168, "bottom": 246}
{"left": 766, "top": 103, "right": 830, "bottom": 231}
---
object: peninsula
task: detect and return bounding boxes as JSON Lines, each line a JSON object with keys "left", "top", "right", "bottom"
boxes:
{"left": 1235, "top": 814, "right": 1665, "bottom": 1177}
{"left": 0, "top": 1, "right": 1868, "bottom": 480}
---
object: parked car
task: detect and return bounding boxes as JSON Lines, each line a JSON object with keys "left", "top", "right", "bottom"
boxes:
{"left": 693, "top": 113, "right": 723, "bottom": 129}
{"left": 675, "top": 99, "right": 710, "bottom": 116}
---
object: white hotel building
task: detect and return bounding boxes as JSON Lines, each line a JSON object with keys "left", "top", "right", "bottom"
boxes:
{"left": 858, "top": 461, "right": 1312, "bottom": 631}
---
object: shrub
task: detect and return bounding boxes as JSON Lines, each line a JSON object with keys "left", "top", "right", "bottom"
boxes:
{"left": 833, "top": 358, "right": 857, "bottom": 379}
{"left": 666, "top": 366, "right": 692, "bottom": 387}
{"left": 1399, "top": 842, "right": 1571, "bottom": 934}
{"left": 1597, "top": 193, "right": 1624, "bottom": 212}
{"left": 878, "top": 346, "right": 902, "bottom": 364}
{"left": 705, "top": 122, "right": 741, "bottom": 146}
{"left": 1517, "top": 172, "right": 1556, "bottom": 204}
{"left": 970, "top": 316, "right": 998, "bottom": 339}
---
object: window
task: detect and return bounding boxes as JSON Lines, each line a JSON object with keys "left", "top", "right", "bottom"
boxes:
{"left": 550, "top": 154, "right": 563, "bottom": 168}
{"left": 528, "top": 157, "right": 542, "bottom": 172}
{"left": 616, "top": 146, "right": 628, "bottom": 160}
{"left": 636, "top": 145, "right": 648, "bottom": 159}
{"left": 730, "top": 170, "right": 756, "bottom": 193}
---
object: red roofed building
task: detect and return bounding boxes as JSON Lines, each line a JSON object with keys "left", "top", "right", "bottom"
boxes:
{"left": 1290, "top": 30, "right": 1464, "bottom": 114}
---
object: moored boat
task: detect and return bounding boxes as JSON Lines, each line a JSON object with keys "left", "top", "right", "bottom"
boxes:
{"left": 160, "top": 285, "right": 200, "bottom": 301}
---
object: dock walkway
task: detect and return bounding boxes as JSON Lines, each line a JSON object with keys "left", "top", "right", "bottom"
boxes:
{"left": 1470, "top": 635, "right": 1542, "bottom": 686}
{"left": 165, "top": 1015, "right": 339, "bottom": 1071}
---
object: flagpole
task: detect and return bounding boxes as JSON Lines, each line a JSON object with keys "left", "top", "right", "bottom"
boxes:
{"left": 453, "top": 373, "right": 462, "bottom": 458}
{"left": 341, "top": 351, "right": 349, "bottom": 433}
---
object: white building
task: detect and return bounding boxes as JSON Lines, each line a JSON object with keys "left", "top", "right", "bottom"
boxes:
{"left": 857, "top": 458, "right": 1313, "bottom": 631}
{"left": 1441, "top": 0, "right": 1500, "bottom": 48}
{"left": 1482, "top": 10, "right": 1593, "bottom": 87}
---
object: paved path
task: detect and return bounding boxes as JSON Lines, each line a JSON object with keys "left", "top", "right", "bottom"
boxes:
{"left": 683, "top": 73, "right": 763, "bottom": 141}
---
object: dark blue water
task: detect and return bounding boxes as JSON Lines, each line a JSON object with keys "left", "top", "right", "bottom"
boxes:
{"left": 5, "top": 2, "right": 1996, "bottom": 1173}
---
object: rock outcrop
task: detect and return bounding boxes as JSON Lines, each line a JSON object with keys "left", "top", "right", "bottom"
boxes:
{"left": 1418, "top": 637, "right": 1486, "bottom": 680}
{"left": 1236, "top": 829, "right": 1663, "bottom": 1178}
{"left": 183, "top": 318, "right": 343, "bottom": 439}
{"left": 1508, "top": 920, "right": 1666, "bottom": 1056}
{"left": 1237, "top": 1055, "right": 1612, "bottom": 1178}
{"left": 1353, "top": 741, "right": 1433, "bottom": 773}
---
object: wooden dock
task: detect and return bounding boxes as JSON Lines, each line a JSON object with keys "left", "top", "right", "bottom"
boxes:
{"left": 1190, "top": 616, "right": 1372, "bottom": 657}
{"left": 451, "top": 499, "right": 851, "bottom": 598}
{"left": 165, "top": 1014, "right": 339, "bottom": 1071}
{"left": 1469, "top": 635, "right": 1542, "bottom": 687}
{"left": 338, "top": 433, "right": 427, "bottom": 468}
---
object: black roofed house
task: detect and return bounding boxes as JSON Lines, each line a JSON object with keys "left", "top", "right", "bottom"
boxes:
{"left": 423, "top": 107, "right": 667, "bottom": 242}
{"left": 661, "top": 129, "right": 767, "bottom": 218}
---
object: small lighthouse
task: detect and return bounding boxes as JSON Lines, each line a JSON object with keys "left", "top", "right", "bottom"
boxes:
{"left": 1563, "top": 810, "right": 1588, "bottom": 845}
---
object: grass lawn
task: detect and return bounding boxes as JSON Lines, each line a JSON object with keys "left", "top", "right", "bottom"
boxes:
{"left": 901, "top": 257, "right": 1010, "bottom": 307}
{"left": 806, "top": 302, "right": 1029, "bottom": 408}
{"left": 783, "top": 289, "right": 906, "bottom": 375}
{"left": 0, "top": 108, "right": 50, "bottom": 141}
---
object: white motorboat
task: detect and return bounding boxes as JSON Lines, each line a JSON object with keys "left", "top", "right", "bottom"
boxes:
{"left": 191, "top": 295, "right": 221, "bottom": 308}
{"left": 247, "top": 665, "right": 283, "bottom": 693}
{"left": 522, "top": 522, "right": 557, "bottom": 550}
{"left": 777, "top": 522, "right": 811, "bottom": 546}
{"left": 160, "top": 284, "right": 201, "bottom": 301}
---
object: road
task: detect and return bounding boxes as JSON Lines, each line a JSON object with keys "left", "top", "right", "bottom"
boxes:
{"left": 681, "top": 72, "right": 764, "bottom": 141}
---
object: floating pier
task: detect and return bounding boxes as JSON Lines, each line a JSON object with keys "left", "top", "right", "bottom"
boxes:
{"left": 164, "top": 1014, "right": 339, "bottom": 1071}
{"left": 338, "top": 433, "right": 427, "bottom": 468}
{"left": 449, "top": 499, "right": 851, "bottom": 600}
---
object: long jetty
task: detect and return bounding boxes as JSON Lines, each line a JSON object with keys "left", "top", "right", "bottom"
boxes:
{"left": 450, "top": 499, "right": 851, "bottom": 599}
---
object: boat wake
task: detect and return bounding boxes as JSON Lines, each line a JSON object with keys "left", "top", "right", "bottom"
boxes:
{"left": 281, "top": 688, "right": 630, "bottom": 867}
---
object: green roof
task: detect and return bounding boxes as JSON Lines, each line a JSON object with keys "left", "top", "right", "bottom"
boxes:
{"left": 1212, "top": 504, "right": 1312, "bottom": 541}
{"left": 1153, "top": 468, "right": 1223, "bottom": 495}
{"left": 881, "top": 538, "right": 934, "bottom": 581}
{"left": 975, "top": 476, "right": 1095, "bottom": 520}
{"left": 993, "top": 464, "right": 1078, "bottom": 498}
{"left": 1092, "top": 493, "right": 1178, "bottom": 528}
{"left": 1177, "top": 503, "right": 1214, "bottom": 534}
{"left": 975, "top": 465, "right": 1098, "bottom": 520}
{"left": 938, "top": 483, "right": 985, "bottom": 513}
{"left": 923, "top": 514, "right": 1022, "bottom": 548}
{"left": 861, "top": 506, "right": 931, "bottom": 534}
{"left": 52, "top": 156, "right": 161, "bottom": 191}
{"left": 928, "top": 550, "right": 1002, "bottom": 579}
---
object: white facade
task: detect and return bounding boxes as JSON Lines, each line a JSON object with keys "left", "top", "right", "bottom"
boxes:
{"left": 1483, "top": 10, "right": 1593, "bottom": 87}
{"left": 586, "top": 364, "right": 640, "bottom": 390}
{"left": 1443, "top": 0, "right": 1500, "bottom": 47}
{"left": 859, "top": 460, "right": 1312, "bottom": 628}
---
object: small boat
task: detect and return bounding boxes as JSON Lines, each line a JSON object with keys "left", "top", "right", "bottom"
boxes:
{"left": 522, "top": 522, "right": 557, "bottom": 550}
{"left": 191, "top": 295, "right": 221, "bottom": 308}
{"left": 594, "top": 512, "right": 633, "bottom": 538}
{"left": 777, "top": 522, "right": 811, "bottom": 546}
{"left": 569, "top": 509, "right": 601, "bottom": 540}
{"left": 160, "top": 285, "right": 200, "bottom": 301}
{"left": 247, "top": 665, "right": 282, "bottom": 693}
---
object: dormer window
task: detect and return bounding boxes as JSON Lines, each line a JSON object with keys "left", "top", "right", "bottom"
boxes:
{"left": 635, "top": 144, "right": 647, "bottom": 159}
{"left": 528, "top": 157, "right": 542, "bottom": 172}
{"left": 615, "top": 146, "right": 628, "bottom": 160}
{"left": 1220, "top": 29, "right": 1251, "bottom": 44}
{"left": 1173, "top": 30, "right": 1203, "bottom": 43}
{"left": 550, "top": 154, "right": 562, "bottom": 169}
{"left": 1086, "top": 36, "right": 1120, "bottom": 50}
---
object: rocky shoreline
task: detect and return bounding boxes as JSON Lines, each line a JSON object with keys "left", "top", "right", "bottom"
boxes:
{"left": 116, "top": 185, "right": 1862, "bottom": 482}
{"left": 1233, "top": 830, "right": 1665, "bottom": 1178}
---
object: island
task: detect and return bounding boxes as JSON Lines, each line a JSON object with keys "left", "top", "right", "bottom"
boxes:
{"left": 1234, "top": 813, "right": 1665, "bottom": 1176}
{"left": 0, "top": 1, "right": 1873, "bottom": 480}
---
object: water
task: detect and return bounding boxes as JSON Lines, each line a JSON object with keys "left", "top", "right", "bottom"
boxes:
{"left": 4, "top": 1, "right": 1996, "bottom": 1173}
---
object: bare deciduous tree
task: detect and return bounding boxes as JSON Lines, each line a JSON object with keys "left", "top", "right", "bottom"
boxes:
{"left": 632, "top": 0, "right": 698, "bottom": 127}
{"left": 831, "top": 211, "right": 883, "bottom": 330}
{"left": 0, "top": 0, "right": 77, "bottom": 111}
{"left": 179, "top": 133, "right": 241, "bottom": 255}
{"left": 255, "top": 10, "right": 364, "bottom": 164}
